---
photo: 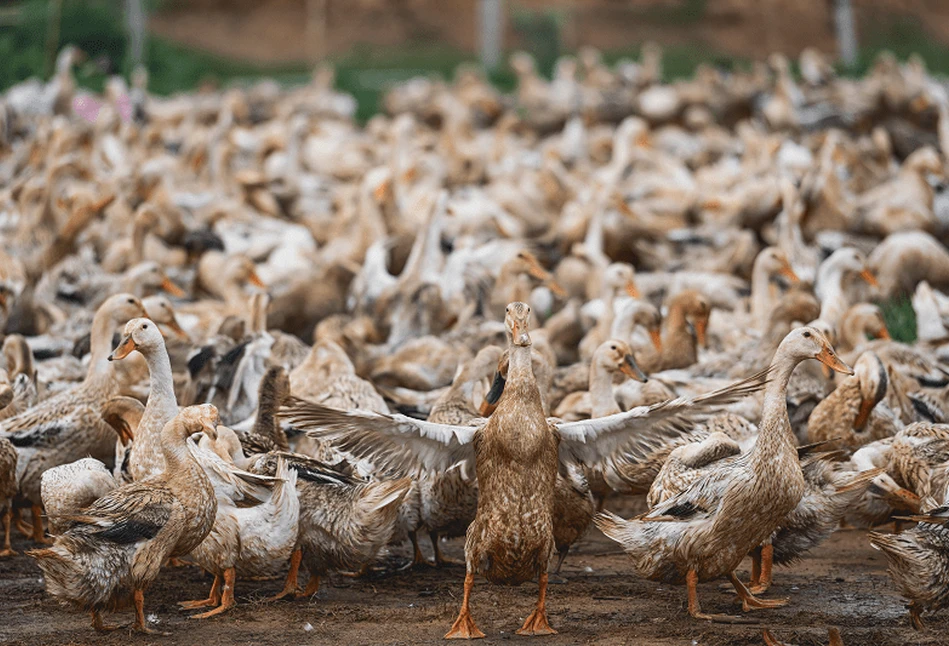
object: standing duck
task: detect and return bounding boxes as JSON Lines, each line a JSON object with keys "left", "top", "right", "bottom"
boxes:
{"left": 29, "top": 405, "right": 220, "bottom": 633}
{"left": 282, "top": 302, "right": 767, "bottom": 637}
{"left": 596, "top": 327, "right": 853, "bottom": 622}
{"left": 1, "top": 293, "right": 146, "bottom": 542}
{"left": 870, "top": 504, "right": 949, "bottom": 630}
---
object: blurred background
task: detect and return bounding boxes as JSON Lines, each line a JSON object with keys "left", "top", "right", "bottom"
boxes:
{"left": 1, "top": 0, "right": 948, "bottom": 120}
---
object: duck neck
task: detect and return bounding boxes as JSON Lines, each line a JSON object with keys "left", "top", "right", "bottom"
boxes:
{"left": 588, "top": 362, "right": 621, "bottom": 417}
{"left": 87, "top": 314, "right": 118, "bottom": 381}
{"left": 749, "top": 355, "right": 798, "bottom": 466}
{"left": 141, "top": 342, "right": 179, "bottom": 425}
{"left": 750, "top": 263, "right": 773, "bottom": 327}
{"left": 253, "top": 390, "right": 289, "bottom": 451}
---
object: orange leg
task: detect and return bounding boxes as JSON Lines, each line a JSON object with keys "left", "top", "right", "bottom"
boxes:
{"left": 552, "top": 548, "right": 569, "bottom": 575}
{"left": 687, "top": 570, "right": 754, "bottom": 623}
{"left": 302, "top": 574, "right": 320, "bottom": 597}
{"left": 749, "top": 546, "right": 762, "bottom": 587}
{"left": 340, "top": 562, "right": 370, "bottom": 578}
{"left": 431, "top": 531, "right": 463, "bottom": 567}
{"left": 269, "top": 549, "right": 304, "bottom": 601}
{"left": 728, "top": 572, "right": 787, "bottom": 612}
{"left": 749, "top": 544, "right": 774, "bottom": 595}
{"left": 0, "top": 505, "right": 17, "bottom": 557}
{"left": 30, "top": 505, "right": 50, "bottom": 545}
{"left": 910, "top": 603, "right": 925, "bottom": 631}
{"left": 191, "top": 568, "right": 236, "bottom": 618}
{"left": 408, "top": 530, "right": 433, "bottom": 568}
{"left": 179, "top": 573, "right": 222, "bottom": 609}
{"left": 516, "top": 572, "right": 557, "bottom": 636}
{"left": 90, "top": 609, "right": 119, "bottom": 632}
{"left": 14, "top": 507, "right": 32, "bottom": 537}
{"left": 445, "top": 571, "right": 485, "bottom": 639}
{"left": 132, "top": 589, "right": 157, "bottom": 634}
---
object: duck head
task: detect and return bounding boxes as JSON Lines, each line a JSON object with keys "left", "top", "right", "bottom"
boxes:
{"left": 504, "top": 301, "right": 532, "bottom": 347}
{"left": 596, "top": 339, "right": 647, "bottom": 383}
{"left": 782, "top": 326, "right": 853, "bottom": 375}
{"left": 142, "top": 295, "right": 187, "bottom": 339}
{"left": 109, "top": 316, "right": 165, "bottom": 361}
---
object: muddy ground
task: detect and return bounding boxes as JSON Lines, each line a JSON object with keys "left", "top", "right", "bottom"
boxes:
{"left": 2, "top": 498, "right": 947, "bottom": 646}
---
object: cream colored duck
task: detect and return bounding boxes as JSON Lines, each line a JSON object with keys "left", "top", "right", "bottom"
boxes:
{"left": 182, "top": 432, "right": 298, "bottom": 618}
{"left": 1, "top": 293, "right": 146, "bottom": 543}
{"left": 854, "top": 147, "right": 942, "bottom": 236}
{"left": 837, "top": 304, "right": 890, "bottom": 356}
{"left": 111, "top": 317, "right": 181, "bottom": 482}
{"left": 596, "top": 327, "right": 853, "bottom": 622}
{"left": 815, "top": 248, "right": 878, "bottom": 329}
{"left": 868, "top": 232, "right": 949, "bottom": 300}
{"left": 888, "top": 422, "right": 949, "bottom": 503}
{"left": 578, "top": 263, "right": 639, "bottom": 361}
{"left": 29, "top": 405, "right": 219, "bottom": 634}
{"left": 554, "top": 339, "right": 647, "bottom": 421}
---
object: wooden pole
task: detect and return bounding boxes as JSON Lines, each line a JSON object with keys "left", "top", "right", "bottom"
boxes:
{"left": 480, "top": 0, "right": 504, "bottom": 71}
{"left": 44, "top": 0, "right": 63, "bottom": 77}
{"left": 126, "top": 0, "right": 147, "bottom": 69}
{"left": 834, "top": 0, "right": 858, "bottom": 68}
{"left": 306, "top": 0, "right": 328, "bottom": 64}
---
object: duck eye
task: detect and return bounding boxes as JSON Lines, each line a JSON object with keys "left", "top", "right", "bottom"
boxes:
{"left": 803, "top": 331, "right": 811, "bottom": 338}
{"left": 127, "top": 298, "right": 135, "bottom": 304}
{"left": 142, "top": 324, "right": 149, "bottom": 329}
{"left": 610, "top": 345, "right": 616, "bottom": 350}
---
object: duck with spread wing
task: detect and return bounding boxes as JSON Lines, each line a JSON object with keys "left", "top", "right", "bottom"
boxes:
{"left": 281, "top": 301, "right": 766, "bottom": 639}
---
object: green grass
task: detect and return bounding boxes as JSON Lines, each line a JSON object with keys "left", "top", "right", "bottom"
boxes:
{"left": 879, "top": 295, "right": 917, "bottom": 344}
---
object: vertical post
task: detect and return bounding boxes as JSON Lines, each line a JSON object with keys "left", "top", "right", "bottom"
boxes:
{"left": 834, "top": 0, "right": 858, "bottom": 68}
{"left": 306, "top": 0, "right": 328, "bottom": 64}
{"left": 480, "top": 0, "right": 504, "bottom": 71}
{"left": 126, "top": 0, "right": 147, "bottom": 69}
{"left": 45, "top": 0, "right": 63, "bottom": 77}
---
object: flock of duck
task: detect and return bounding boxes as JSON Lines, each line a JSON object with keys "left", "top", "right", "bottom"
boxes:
{"left": 1, "top": 42, "right": 949, "bottom": 642}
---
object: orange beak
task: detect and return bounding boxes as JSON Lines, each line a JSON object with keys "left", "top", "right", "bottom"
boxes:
{"left": 372, "top": 179, "right": 390, "bottom": 202}
{"left": 619, "top": 355, "right": 648, "bottom": 382}
{"left": 625, "top": 280, "right": 640, "bottom": 299}
{"left": 649, "top": 328, "right": 663, "bottom": 354}
{"left": 778, "top": 262, "right": 799, "bottom": 284}
{"left": 815, "top": 344, "right": 853, "bottom": 375}
{"left": 247, "top": 270, "right": 266, "bottom": 289}
{"left": 875, "top": 326, "right": 891, "bottom": 340}
{"left": 108, "top": 335, "right": 137, "bottom": 361}
{"left": 859, "top": 268, "right": 879, "bottom": 288}
{"left": 693, "top": 317, "right": 708, "bottom": 349}
{"left": 165, "top": 315, "right": 189, "bottom": 339}
{"left": 546, "top": 279, "right": 567, "bottom": 299}
{"left": 160, "top": 276, "right": 185, "bottom": 298}
{"left": 853, "top": 397, "right": 876, "bottom": 431}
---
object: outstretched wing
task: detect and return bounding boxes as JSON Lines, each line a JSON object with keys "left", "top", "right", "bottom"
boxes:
{"left": 555, "top": 369, "right": 768, "bottom": 467}
{"left": 280, "top": 396, "right": 478, "bottom": 476}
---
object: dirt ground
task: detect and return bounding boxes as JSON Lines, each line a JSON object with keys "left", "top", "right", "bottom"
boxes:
{"left": 2, "top": 497, "right": 948, "bottom": 646}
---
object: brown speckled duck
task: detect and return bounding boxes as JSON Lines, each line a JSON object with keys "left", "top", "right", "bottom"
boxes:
{"left": 596, "top": 327, "right": 853, "bottom": 622}
{"left": 28, "top": 405, "right": 219, "bottom": 633}
{"left": 870, "top": 504, "right": 949, "bottom": 630}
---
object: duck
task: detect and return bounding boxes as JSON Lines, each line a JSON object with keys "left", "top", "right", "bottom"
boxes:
{"left": 595, "top": 327, "right": 853, "bottom": 622}
{"left": 837, "top": 304, "right": 890, "bottom": 356}
{"left": 1, "top": 293, "right": 147, "bottom": 543}
{"left": 888, "top": 422, "right": 949, "bottom": 502}
{"left": 870, "top": 503, "right": 949, "bottom": 630}
{"left": 28, "top": 405, "right": 220, "bottom": 633}
{"left": 282, "top": 301, "right": 768, "bottom": 636}
{"left": 111, "top": 317, "right": 181, "bottom": 482}
{"left": 553, "top": 338, "right": 648, "bottom": 421}
{"left": 807, "top": 351, "right": 900, "bottom": 450}
{"left": 0, "top": 435, "right": 15, "bottom": 557}
{"left": 653, "top": 289, "right": 710, "bottom": 371}
{"left": 0, "top": 333, "right": 37, "bottom": 420}
{"left": 181, "top": 432, "right": 299, "bottom": 618}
